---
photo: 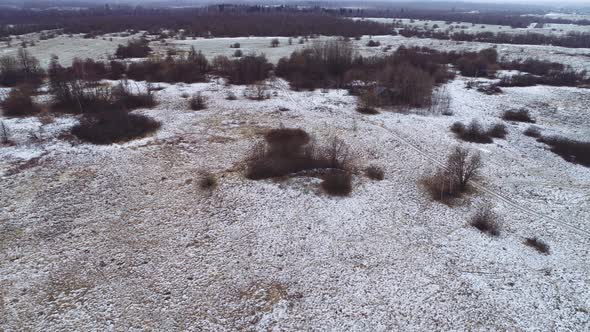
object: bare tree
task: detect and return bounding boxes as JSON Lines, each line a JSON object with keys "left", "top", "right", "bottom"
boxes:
{"left": 447, "top": 146, "right": 482, "bottom": 190}
{"left": 0, "top": 121, "right": 9, "bottom": 144}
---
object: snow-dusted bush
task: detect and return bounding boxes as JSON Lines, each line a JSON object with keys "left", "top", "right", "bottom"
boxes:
{"left": 115, "top": 38, "right": 151, "bottom": 59}
{"left": 524, "top": 237, "right": 550, "bottom": 254}
{"left": 365, "top": 166, "right": 384, "bottom": 181}
{"left": 450, "top": 120, "right": 494, "bottom": 144}
{"left": 246, "top": 128, "right": 350, "bottom": 181}
{"left": 189, "top": 93, "right": 207, "bottom": 110}
{"left": 199, "top": 172, "right": 217, "bottom": 190}
{"left": 470, "top": 204, "right": 501, "bottom": 236}
{"left": 523, "top": 126, "right": 541, "bottom": 138}
{"left": 488, "top": 123, "right": 508, "bottom": 139}
{"left": 502, "top": 109, "right": 535, "bottom": 123}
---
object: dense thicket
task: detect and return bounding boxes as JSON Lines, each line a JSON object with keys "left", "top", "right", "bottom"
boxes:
{"left": 276, "top": 43, "right": 454, "bottom": 107}
{"left": 0, "top": 49, "right": 45, "bottom": 87}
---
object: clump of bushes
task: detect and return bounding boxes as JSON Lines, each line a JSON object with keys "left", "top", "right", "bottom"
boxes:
{"left": 356, "top": 90, "right": 379, "bottom": 115}
{"left": 422, "top": 146, "right": 482, "bottom": 203}
{"left": 189, "top": 93, "right": 207, "bottom": 110}
{"left": 523, "top": 126, "right": 542, "bottom": 138}
{"left": 246, "top": 128, "right": 350, "bottom": 181}
{"left": 537, "top": 136, "right": 590, "bottom": 167}
{"left": 502, "top": 109, "right": 535, "bottom": 123}
{"left": 71, "top": 111, "right": 161, "bottom": 144}
{"left": 365, "top": 165, "right": 384, "bottom": 180}
{"left": 0, "top": 85, "right": 41, "bottom": 117}
{"left": 321, "top": 171, "right": 352, "bottom": 196}
{"left": 470, "top": 204, "right": 501, "bottom": 236}
{"left": 127, "top": 47, "right": 209, "bottom": 83}
{"left": 366, "top": 39, "right": 381, "bottom": 47}
{"left": 115, "top": 38, "right": 151, "bottom": 59}
{"left": 488, "top": 123, "right": 508, "bottom": 139}
{"left": 0, "top": 49, "right": 45, "bottom": 87}
{"left": 450, "top": 120, "right": 493, "bottom": 144}
{"left": 244, "top": 82, "right": 271, "bottom": 100}
{"left": 524, "top": 237, "right": 550, "bottom": 254}
{"left": 454, "top": 48, "right": 499, "bottom": 77}
{"left": 112, "top": 82, "right": 157, "bottom": 110}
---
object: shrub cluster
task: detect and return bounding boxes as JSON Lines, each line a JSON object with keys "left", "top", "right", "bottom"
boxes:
{"left": 71, "top": 110, "right": 161, "bottom": 144}
{"left": 502, "top": 109, "right": 535, "bottom": 123}
{"left": 537, "top": 136, "right": 590, "bottom": 167}
{"left": 189, "top": 93, "right": 207, "bottom": 110}
{"left": 454, "top": 48, "right": 499, "bottom": 78}
{"left": 0, "top": 85, "right": 41, "bottom": 117}
{"left": 451, "top": 120, "right": 506, "bottom": 144}
{"left": 127, "top": 48, "right": 209, "bottom": 83}
{"left": 115, "top": 38, "right": 152, "bottom": 59}
{"left": 246, "top": 128, "right": 350, "bottom": 181}
{"left": 277, "top": 43, "right": 452, "bottom": 108}
{"left": 523, "top": 126, "right": 541, "bottom": 138}
{"left": 470, "top": 205, "right": 501, "bottom": 236}
{"left": 0, "top": 49, "right": 45, "bottom": 87}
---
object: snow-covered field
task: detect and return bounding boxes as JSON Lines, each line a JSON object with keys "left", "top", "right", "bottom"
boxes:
{"left": 354, "top": 17, "right": 590, "bottom": 36}
{"left": 169, "top": 35, "right": 590, "bottom": 72}
{"left": 3, "top": 33, "right": 589, "bottom": 73}
{"left": 1, "top": 30, "right": 590, "bottom": 330}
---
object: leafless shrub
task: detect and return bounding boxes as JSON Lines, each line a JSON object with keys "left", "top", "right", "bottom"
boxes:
{"left": 189, "top": 93, "right": 207, "bottom": 110}
{"left": 470, "top": 204, "right": 501, "bottom": 236}
{"left": 199, "top": 172, "right": 217, "bottom": 190}
{"left": 321, "top": 171, "right": 352, "bottom": 196}
{"left": 523, "top": 126, "right": 541, "bottom": 138}
{"left": 226, "top": 91, "right": 237, "bottom": 100}
{"left": 524, "top": 237, "right": 550, "bottom": 254}
{"left": 270, "top": 38, "right": 280, "bottom": 47}
{"left": 246, "top": 128, "right": 350, "bottom": 180}
{"left": 112, "top": 81, "right": 157, "bottom": 110}
{"left": 502, "top": 108, "right": 535, "bottom": 123}
{"left": 0, "top": 121, "right": 10, "bottom": 144}
{"left": 451, "top": 120, "right": 493, "bottom": 143}
{"left": 356, "top": 90, "right": 379, "bottom": 115}
{"left": 244, "top": 82, "right": 271, "bottom": 100}
{"left": 366, "top": 39, "right": 381, "bottom": 47}
{"left": 429, "top": 86, "right": 452, "bottom": 115}
{"left": 0, "top": 85, "right": 41, "bottom": 117}
{"left": 422, "top": 146, "right": 482, "bottom": 203}
{"left": 365, "top": 165, "right": 384, "bottom": 180}
{"left": 537, "top": 136, "right": 590, "bottom": 167}
{"left": 488, "top": 123, "right": 508, "bottom": 139}
{"left": 71, "top": 111, "right": 161, "bottom": 144}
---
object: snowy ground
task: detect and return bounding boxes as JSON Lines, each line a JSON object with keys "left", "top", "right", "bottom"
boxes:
{"left": 1, "top": 72, "right": 589, "bottom": 330}
{"left": 354, "top": 17, "right": 590, "bottom": 36}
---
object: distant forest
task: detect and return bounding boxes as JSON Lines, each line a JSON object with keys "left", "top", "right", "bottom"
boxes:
{"left": 0, "top": 4, "right": 588, "bottom": 41}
